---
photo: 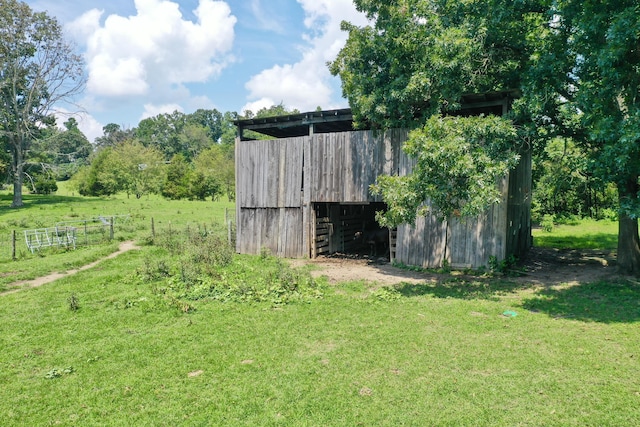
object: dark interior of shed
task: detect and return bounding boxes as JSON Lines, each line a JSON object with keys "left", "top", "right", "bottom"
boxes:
{"left": 313, "top": 202, "right": 391, "bottom": 259}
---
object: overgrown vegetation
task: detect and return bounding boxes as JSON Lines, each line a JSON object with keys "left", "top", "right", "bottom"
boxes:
{"left": 138, "top": 230, "right": 324, "bottom": 306}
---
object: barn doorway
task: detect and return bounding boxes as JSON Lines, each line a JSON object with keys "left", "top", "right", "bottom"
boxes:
{"left": 312, "top": 202, "right": 395, "bottom": 260}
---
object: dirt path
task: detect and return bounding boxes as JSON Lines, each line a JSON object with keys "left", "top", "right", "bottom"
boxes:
{"left": 1, "top": 243, "right": 620, "bottom": 297}
{"left": 1, "top": 241, "right": 140, "bottom": 296}
{"left": 289, "top": 247, "right": 619, "bottom": 287}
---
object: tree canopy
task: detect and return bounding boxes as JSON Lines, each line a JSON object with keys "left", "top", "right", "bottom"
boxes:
{"left": 0, "top": 0, "right": 85, "bottom": 207}
{"left": 331, "top": 0, "right": 640, "bottom": 274}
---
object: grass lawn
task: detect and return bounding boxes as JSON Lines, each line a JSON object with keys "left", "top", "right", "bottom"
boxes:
{"left": 0, "top": 192, "right": 638, "bottom": 425}
{"left": 532, "top": 218, "right": 618, "bottom": 250}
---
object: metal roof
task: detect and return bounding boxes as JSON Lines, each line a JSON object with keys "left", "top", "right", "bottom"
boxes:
{"left": 235, "top": 108, "right": 354, "bottom": 140}
{"left": 235, "top": 90, "right": 519, "bottom": 140}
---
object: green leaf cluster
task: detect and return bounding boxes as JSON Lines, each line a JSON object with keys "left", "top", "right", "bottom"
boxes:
{"left": 373, "top": 114, "right": 520, "bottom": 226}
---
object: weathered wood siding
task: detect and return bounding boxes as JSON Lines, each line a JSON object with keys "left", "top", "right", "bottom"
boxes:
{"left": 235, "top": 137, "right": 304, "bottom": 257}
{"left": 236, "top": 130, "right": 408, "bottom": 257}
{"left": 236, "top": 207, "right": 303, "bottom": 257}
{"left": 236, "top": 128, "right": 531, "bottom": 267}
{"left": 505, "top": 147, "right": 532, "bottom": 258}
{"left": 237, "top": 137, "right": 304, "bottom": 208}
{"left": 394, "top": 149, "right": 531, "bottom": 268}
{"left": 395, "top": 180, "right": 508, "bottom": 268}
{"left": 308, "top": 129, "right": 407, "bottom": 202}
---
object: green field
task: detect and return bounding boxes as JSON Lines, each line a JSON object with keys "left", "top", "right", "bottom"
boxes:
{"left": 1, "top": 191, "right": 638, "bottom": 426}
{"left": 533, "top": 218, "right": 618, "bottom": 250}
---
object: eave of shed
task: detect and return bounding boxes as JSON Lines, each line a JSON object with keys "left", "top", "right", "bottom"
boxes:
{"left": 235, "top": 108, "right": 354, "bottom": 140}
{"left": 235, "top": 90, "right": 520, "bottom": 140}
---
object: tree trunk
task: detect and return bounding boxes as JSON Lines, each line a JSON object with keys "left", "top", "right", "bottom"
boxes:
{"left": 11, "top": 142, "right": 24, "bottom": 208}
{"left": 617, "top": 178, "right": 640, "bottom": 275}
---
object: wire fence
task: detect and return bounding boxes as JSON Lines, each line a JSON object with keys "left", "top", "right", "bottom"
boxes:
{"left": 148, "top": 218, "right": 236, "bottom": 248}
{"left": 0, "top": 215, "right": 236, "bottom": 262}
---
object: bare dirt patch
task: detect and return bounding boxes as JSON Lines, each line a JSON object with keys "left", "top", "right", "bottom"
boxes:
{"left": 289, "top": 247, "right": 620, "bottom": 286}
{"left": 1, "top": 241, "right": 140, "bottom": 296}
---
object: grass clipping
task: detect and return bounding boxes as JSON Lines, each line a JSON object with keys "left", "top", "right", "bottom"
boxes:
{"left": 137, "top": 231, "right": 324, "bottom": 307}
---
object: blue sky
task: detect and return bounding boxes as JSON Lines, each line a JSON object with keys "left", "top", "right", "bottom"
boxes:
{"left": 23, "top": 0, "right": 368, "bottom": 142}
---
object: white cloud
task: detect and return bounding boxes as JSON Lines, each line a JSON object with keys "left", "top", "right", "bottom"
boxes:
{"left": 242, "top": 98, "right": 277, "bottom": 115}
{"left": 71, "top": 0, "right": 237, "bottom": 98}
{"left": 249, "top": 0, "right": 285, "bottom": 33}
{"left": 140, "top": 103, "right": 184, "bottom": 121}
{"left": 243, "top": 0, "right": 368, "bottom": 113}
{"left": 76, "top": 114, "right": 106, "bottom": 144}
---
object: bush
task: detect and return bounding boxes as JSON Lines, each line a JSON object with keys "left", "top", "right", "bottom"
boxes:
{"left": 541, "top": 214, "right": 555, "bottom": 232}
{"left": 32, "top": 175, "right": 58, "bottom": 194}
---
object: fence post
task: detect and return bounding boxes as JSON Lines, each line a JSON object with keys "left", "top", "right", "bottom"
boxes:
{"left": 109, "top": 218, "right": 114, "bottom": 240}
{"left": 151, "top": 217, "right": 155, "bottom": 239}
{"left": 12, "top": 230, "right": 16, "bottom": 261}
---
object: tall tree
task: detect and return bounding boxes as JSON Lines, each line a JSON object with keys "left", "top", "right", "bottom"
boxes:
{"left": 220, "top": 111, "right": 240, "bottom": 145}
{"left": 94, "top": 123, "right": 134, "bottom": 150}
{"left": 193, "top": 144, "right": 235, "bottom": 201}
{"left": 161, "top": 154, "right": 191, "bottom": 200}
{"left": 107, "top": 140, "right": 165, "bottom": 198}
{"left": 552, "top": 1, "right": 640, "bottom": 273}
{"left": 75, "top": 148, "right": 119, "bottom": 197}
{"left": 188, "top": 108, "right": 225, "bottom": 142}
{"left": 0, "top": 0, "right": 85, "bottom": 207}
{"left": 41, "top": 117, "right": 93, "bottom": 180}
{"left": 331, "top": 0, "right": 640, "bottom": 274}
{"left": 136, "top": 111, "right": 190, "bottom": 160}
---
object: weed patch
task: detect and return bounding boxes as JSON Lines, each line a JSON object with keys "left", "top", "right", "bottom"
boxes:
{"left": 137, "top": 230, "right": 324, "bottom": 306}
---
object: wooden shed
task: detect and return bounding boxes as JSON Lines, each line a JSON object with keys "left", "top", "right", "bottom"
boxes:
{"left": 234, "top": 92, "right": 531, "bottom": 268}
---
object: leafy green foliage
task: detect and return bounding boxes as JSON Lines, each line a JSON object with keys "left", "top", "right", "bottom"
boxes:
{"left": 532, "top": 138, "right": 618, "bottom": 221}
{"left": 31, "top": 173, "right": 58, "bottom": 195}
{"left": 0, "top": 0, "right": 85, "bottom": 207}
{"left": 332, "top": 0, "right": 538, "bottom": 228}
{"left": 94, "top": 123, "right": 134, "bottom": 150}
{"left": 331, "top": 0, "right": 539, "bottom": 130}
{"left": 67, "top": 293, "right": 80, "bottom": 311}
{"left": 44, "top": 366, "right": 74, "bottom": 379}
{"left": 161, "top": 154, "right": 191, "bottom": 200}
{"left": 72, "top": 107, "right": 238, "bottom": 201}
{"left": 192, "top": 144, "right": 234, "bottom": 201}
{"left": 138, "top": 229, "right": 323, "bottom": 306}
{"left": 109, "top": 140, "right": 165, "bottom": 198}
{"left": 135, "top": 109, "right": 227, "bottom": 161}
{"left": 76, "top": 148, "right": 119, "bottom": 197}
{"left": 373, "top": 115, "right": 521, "bottom": 225}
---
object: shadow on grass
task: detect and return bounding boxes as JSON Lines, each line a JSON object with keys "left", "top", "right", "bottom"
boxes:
{"left": 522, "top": 280, "right": 640, "bottom": 323}
{"left": 394, "top": 278, "right": 532, "bottom": 301}
{"left": 533, "top": 233, "right": 617, "bottom": 251}
{"left": 0, "top": 193, "right": 86, "bottom": 209}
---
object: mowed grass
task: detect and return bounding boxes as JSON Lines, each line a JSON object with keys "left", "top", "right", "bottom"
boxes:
{"left": 1, "top": 193, "right": 639, "bottom": 425}
{"left": 533, "top": 218, "right": 618, "bottom": 250}
{"left": 0, "top": 181, "right": 235, "bottom": 233}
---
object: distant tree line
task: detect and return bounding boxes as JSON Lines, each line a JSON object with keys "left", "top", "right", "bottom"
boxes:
{"left": 65, "top": 104, "right": 297, "bottom": 202}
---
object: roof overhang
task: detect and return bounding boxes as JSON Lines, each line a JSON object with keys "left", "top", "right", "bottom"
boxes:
{"left": 234, "top": 108, "right": 353, "bottom": 140}
{"left": 234, "top": 90, "right": 520, "bottom": 140}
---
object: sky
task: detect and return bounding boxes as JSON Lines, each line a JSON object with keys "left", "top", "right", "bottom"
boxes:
{"left": 23, "top": 0, "right": 369, "bottom": 142}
